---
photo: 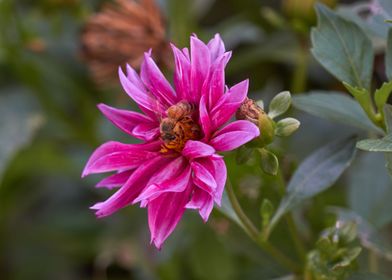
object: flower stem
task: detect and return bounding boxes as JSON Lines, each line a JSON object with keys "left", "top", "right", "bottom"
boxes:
{"left": 226, "top": 180, "right": 300, "bottom": 272}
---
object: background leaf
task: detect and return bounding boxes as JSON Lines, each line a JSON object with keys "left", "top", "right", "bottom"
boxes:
{"left": 269, "top": 136, "right": 357, "bottom": 229}
{"left": 311, "top": 4, "right": 374, "bottom": 89}
{"left": 347, "top": 152, "right": 392, "bottom": 228}
{"left": 292, "top": 92, "right": 382, "bottom": 134}
{"left": 0, "top": 88, "right": 44, "bottom": 182}
{"left": 387, "top": 29, "right": 392, "bottom": 81}
{"left": 356, "top": 134, "right": 392, "bottom": 152}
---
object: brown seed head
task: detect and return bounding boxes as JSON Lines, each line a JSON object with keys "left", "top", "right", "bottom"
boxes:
{"left": 236, "top": 98, "right": 264, "bottom": 125}
{"left": 81, "top": 0, "right": 170, "bottom": 85}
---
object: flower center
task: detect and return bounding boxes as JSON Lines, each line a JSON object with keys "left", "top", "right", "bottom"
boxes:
{"left": 160, "top": 101, "right": 201, "bottom": 153}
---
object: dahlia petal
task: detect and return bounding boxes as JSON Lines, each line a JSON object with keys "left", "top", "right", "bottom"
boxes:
{"left": 207, "top": 34, "right": 226, "bottom": 62}
{"left": 171, "top": 44, "right": 191, "bottom": 100}
{"left": 186, "top": 188, "right": 214, "bottom": 222}
{"left": 196, "top": 155, "right": 227, "bottom": 205}
{"left": 199, "top": 95, "right": 212, "bottom": 139}
{"left": 148, "top": 182, "right": 192, "bottom": 249}
{"left": 182, "top": 140, "right": 215, "bottom": 159}
{"left": 182, "top": 47, "right": 190, "bottom": 60}
{"left": 96, "top": 170, "right": 134, "bottom": 189}
{"left": 144, "top": 156, "right": 187, "bottom": 187}
{"left": 98, "top": 103, "right": 159, "bottom": 141}
{"left": 190, "top": 36, "right": 211, "bottom": 102}
{"left": 207, "top": 52, "right": 232, "bottom": 110}
{"left": 91, "top": 156, "right": 172, "bottom": 217}
{"left": 210, "top": 120, "right": 260, "bottom": 152}
{"left": 119, "top": 67, "right": 162, "bottom": 117}
{"left": 82, "top": 141, "right": 161, "bottom": 177}
{"left": 210, "top": 79, "right": 249, "bottom": 129}
{"left": 141, "top": 52, "right": 177, "bottom": 106}
{"left": 191, "top": 161, "right": 217, "bottom": 194}
{"left": 126, "top": 64, "right": 147, "bottom": 92}
{"left": 132, "top": 126, "right": 160, "bottom": 141}
{"left": 133, "top": 164, "right": 191, "bottom": 203}
{"left": 210, "top": 156, "right": 227, "bottom": 205}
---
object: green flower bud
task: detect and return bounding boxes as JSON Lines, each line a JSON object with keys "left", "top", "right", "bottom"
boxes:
{"left": 258, "top": 148, "right": 279, "bottom": 175}
{"left": 236, "top": 98, "right": 275, "bottom": 147}
{"left": 275, "top": 117, "right": 300, "bottom": 137}
{"left": 268, "top": 91, "right": 291, "bottom": 119}
{"left": 260, "top": 199, "right": 274, "bottom": 228}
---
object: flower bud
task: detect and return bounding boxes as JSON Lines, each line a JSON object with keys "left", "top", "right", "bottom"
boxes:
{"left": 236, "top": 98, "right": 263, "bottom": 125}
{"left": 275, "top": 118, "right": 300, "bottom": 137}
{"left": 236, "top": 98, "right": 275, "bottom": 147}
{"left": 258, "top": 148, "right": 279, "bottom": 175}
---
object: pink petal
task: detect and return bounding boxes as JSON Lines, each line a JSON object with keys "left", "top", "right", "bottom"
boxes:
{"left": 98, "top": 103, "right": 159, "bottom": 141}
{"left": 119, "top": 66, "right": 163, "bottom": 118}
{"left": 134, "top": 164, "right": 191, "bottom": 203}
{"left": 144, "top": 156, "right": 187, "bottom": 188}
{"left": 207, "top": 52, "right": 232, "bottom": 110}
{"left": 199, "top": 95, "right": 212, "bottom": 140}
{"left": 82, "top": 141, "right": 161, "bottom": 177}
{"left": 190, "top": 36, "right": 211, "bottom": 103}
{"left": 91, "top": 155, "right": 173, "bottom": 217}
{"left": 182, "top": 140, "right": 215, "bottom": 159}
{"left": 210, "top": 120, "right": 259, "bottom": 152}
{"left": 96, "top": 170, "right": 134, "bottom": 189}
{"left": 148, "top": 182, "right": 193, "bottom": 249}
{"left": 196, "top": 155, "right": 227, "bottom": 205}
{"left": 207, "top": 34, "right": 226, "bottom": 62}
{"left": 141, "top": 52, "right": 177, "bottom": 106}
{"left": 182, "top": 47, "right": 190, "bottom": 60}
{"left": 210, "top": 79, "right": 249, "bottom": 129}
{"left": 171, "top": 44, "right": 191, "bottom": 100}
{"left": 126, "top": 64, "right": 147, "bottom": 92}
{"left": 191, "top": 161, "right": 217, "bottom": 194}
{"left": 186, "top": 188, "right": 214, "bottom": 222}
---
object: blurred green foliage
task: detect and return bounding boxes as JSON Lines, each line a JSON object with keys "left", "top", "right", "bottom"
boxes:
{"left": 1, "top": 0, "right": 392, "bottom": 279}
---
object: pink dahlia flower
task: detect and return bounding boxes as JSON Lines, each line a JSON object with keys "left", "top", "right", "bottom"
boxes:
{"left": 82, "top": 34, "right": 259, "bottom": 249}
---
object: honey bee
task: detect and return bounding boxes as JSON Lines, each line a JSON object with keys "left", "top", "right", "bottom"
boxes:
{"left": 160, "top": 101, "right": 201, "bottom": 153}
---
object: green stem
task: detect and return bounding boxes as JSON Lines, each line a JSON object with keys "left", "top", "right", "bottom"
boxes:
{"left": 226, "top": 180, "right": 300, "bottom": 272}
{"left": 291, "top": 42, "right": 309, "bottom": 93}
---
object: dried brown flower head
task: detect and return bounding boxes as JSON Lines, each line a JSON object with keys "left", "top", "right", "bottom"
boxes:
{"left": 81, "top": 0, "right": 170, "bottom": 85}
{"left": 236, "top": 97, "right": 264, "bottom": 125}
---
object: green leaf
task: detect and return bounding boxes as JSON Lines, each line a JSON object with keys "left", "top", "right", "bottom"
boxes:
{"left": 275, "top": 118, "right": 300, "bottom": 137}
{"left": 356, "top": 134, "right": 392, "bottom": 152}
{"left": 292, "top": 92, "right": 383, "bottom": 134}
{"left": 375, "top": 81, "right": 392, "bottom": 114}
{"left": 0, "top": 88, "right": 44, "bottom": 183}
{"left": 348, "top": 272, "right": 389, "bottom": 280}
{"left": 269, "top": 136, "right": 357, "bottom": 230}
{"left": 384, "top": 104, "right": 392, "bottom": 133}
{"left": 258, "top": 148, "right": 279, "bottom": 176}
{"left": 331, "top": 208, "right": 392, "bottom": 261}
{"left": 311, "top": 4, "right": 374, "bottom": 89}
{"left": 268, "top": 91, "right": 291, "bottom": 119}
{"left": 387, "top": 29, "right": 392, "bottom": 81}
{"left": 337, "top": 1, "right": 392, "bottom": 39}
{"left": 347, "top": 152, "right": 392, "bottom": 228}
